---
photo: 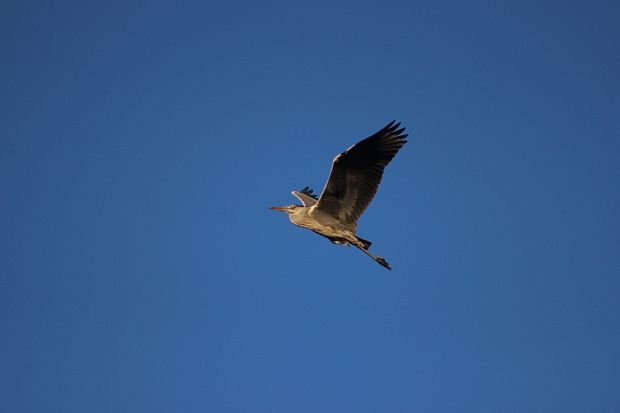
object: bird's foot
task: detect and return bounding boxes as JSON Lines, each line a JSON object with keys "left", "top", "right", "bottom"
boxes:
{"left": 376, "top": 257, "right": 391, "bottom": 270}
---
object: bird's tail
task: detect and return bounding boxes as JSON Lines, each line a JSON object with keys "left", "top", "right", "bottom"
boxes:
{"left": 356, "top": 236, "right": 372, "bottom": 249}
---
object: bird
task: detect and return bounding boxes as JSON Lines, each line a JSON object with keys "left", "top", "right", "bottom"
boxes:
{"left": 270, "top": 120, "right": 408, "bottom": 270}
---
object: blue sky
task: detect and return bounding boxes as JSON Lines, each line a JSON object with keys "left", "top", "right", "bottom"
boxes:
{"left": 2, "top": 0, "right": 619, "bottom": 411}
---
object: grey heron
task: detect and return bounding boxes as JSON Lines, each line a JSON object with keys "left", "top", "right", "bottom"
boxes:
{"left": 270, "top": 121, "right": 408, "bottom": 270}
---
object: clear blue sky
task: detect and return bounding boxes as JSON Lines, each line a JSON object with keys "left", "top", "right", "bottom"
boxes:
{"left": 2, "top": 1, "right": 619, "bottom": 412}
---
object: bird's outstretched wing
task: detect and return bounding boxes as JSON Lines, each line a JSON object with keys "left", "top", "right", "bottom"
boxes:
{"left": 315, "top": 121, "right": 407, "bottom": 228}
{"left": 292, "top": 186, "right": 318, "bottom": 206}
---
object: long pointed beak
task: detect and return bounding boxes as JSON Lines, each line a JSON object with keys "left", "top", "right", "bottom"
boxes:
{"left": 270, "top": 206, "right": 289, "bottom": 212}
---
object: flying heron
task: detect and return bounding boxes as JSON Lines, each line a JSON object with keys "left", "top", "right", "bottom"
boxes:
{"left": 270, "top": 121, "right": 408, "bottom": 270}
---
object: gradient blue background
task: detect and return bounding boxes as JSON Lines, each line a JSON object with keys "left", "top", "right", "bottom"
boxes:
{"left": 2, "top": 1, "right": 619, "bottom": 411}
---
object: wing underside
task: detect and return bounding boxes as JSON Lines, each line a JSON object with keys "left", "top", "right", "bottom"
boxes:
{"left": 315, "top": 121, "right": 407, "bottom": 228}
{"left": 292, "top": 186, "right": 318, "bottom": 206}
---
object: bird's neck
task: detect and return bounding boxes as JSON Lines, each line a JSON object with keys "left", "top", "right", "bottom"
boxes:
{"left": 289, "top": 208, "right": 308, "bottom": 226}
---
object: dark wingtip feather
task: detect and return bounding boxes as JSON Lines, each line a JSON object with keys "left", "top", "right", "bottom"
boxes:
{"left": 299, "top": 186, "right": 318, "bottom": 200}
{"left": 384, "top": 121, "right": 400, "bottom": 132}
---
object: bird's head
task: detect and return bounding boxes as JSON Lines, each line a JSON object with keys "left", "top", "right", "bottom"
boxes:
{"left": 269, "top": 205, "right": 300, "bottom": 214}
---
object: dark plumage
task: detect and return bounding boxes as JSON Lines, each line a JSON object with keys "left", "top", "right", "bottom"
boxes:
{"left": 316, "top": 121, "right": 407, "bottom": 229}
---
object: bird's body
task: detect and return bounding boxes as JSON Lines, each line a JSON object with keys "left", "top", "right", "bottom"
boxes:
{"left": 288, "top": 204, "right": 357, "bottom": 244}
{"left": 270, "top": 121, "right": 408, "bottom": 270}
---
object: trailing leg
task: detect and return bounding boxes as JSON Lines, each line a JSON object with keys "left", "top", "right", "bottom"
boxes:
{"left": 353, "top": 239, "right": 391, "bottom": 270}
